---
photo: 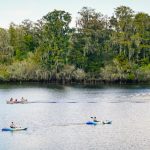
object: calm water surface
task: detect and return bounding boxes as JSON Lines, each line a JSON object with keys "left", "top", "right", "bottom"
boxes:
{"left": 0, "top": 83, "right": 150, "bottom": 150}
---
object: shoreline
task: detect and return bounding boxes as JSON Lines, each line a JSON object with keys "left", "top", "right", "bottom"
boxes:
{"left": 0, "top": 79, "right": 150, "bottom": 86}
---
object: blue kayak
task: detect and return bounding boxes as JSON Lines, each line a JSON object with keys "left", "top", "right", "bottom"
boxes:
{"left": 2, "top": 128, "right": 27, "bottom": 131}
{"left": 86, "top": 120, "right": 112, "bottom": 125}
{"left": 86, "top": 121, "right": 97, "bottom": 125}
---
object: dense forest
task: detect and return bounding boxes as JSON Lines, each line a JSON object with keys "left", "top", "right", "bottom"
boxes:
{"left": 0, "top": 6, "right": 150, "bottom": 84}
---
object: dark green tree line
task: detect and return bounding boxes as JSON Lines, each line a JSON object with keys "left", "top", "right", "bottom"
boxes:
{"left": 0, "top": 6, "right": 150, "bottom": 83}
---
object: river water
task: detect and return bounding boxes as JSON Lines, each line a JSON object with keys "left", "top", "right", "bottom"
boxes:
{"left": 0, "top": 83, "right": 150, "bottom": 150}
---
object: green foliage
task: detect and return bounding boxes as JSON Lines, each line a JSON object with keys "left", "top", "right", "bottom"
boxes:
{"left": 35, "top": 10, "right": 72, "bottom": 72}
{"left": 9, "top": 21, "right": 38, "bottom": 61}
{"left": 0, "top": 6, "right": 150, "bottom": 83}
{"left": 0, "top": 65, "right": 10, "bottom": 81}
{"left": 136, "top": 65, "right": 150, "bottom": 81}
{"left": 56, "top": 64, "right": 86, "bottom": 82}
{"left": 0, "top": 28, "right": 14, "bottom": 64}
{"left": 69, "top": 7, "right": 110, "bottom": 73}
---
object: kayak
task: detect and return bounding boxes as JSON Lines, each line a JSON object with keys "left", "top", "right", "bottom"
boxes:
{"left": 86, "top": 120, "right": 112, "bottom": 125}
{"left": 2, "top": 127, "right": 27, "bottom": 131}
{"left": 102, "top": 120, "right": 112, "bottom": 124}
{"left": 86, "top": 121, "right": 97, "bottom": 125}
{"left": 7, "top": 100, "right": 27, "bottom": 104}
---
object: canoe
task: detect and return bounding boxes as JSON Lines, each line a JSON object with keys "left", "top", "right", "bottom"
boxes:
{"left": 7, "top": 100, "right": 27, "bottom": 104}
{"left": 2, "top": 127, "right": 27, "bottom": 131}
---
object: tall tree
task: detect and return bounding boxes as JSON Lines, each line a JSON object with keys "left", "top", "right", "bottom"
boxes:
{"left": 69, "top": 7, "right": 110, "bottom": 74}
{"left": 36, "top": 10, "right": 72, "bottom": 72}
{"left": 133, "top": 13, "right": 150, "bottom": 64}
{"left": 0, "top": 28, "right": 13, "bottom": 64}
{"left": 110, "top": 6, "right": 135, "bottom": 61}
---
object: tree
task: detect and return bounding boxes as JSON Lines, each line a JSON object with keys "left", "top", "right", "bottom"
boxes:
{"left": 36, "top": 10, "right": 72, "bottom": 72}
{"left": 69, "top": 7, "right": 110, "bottom": 74}
{"left": 9, "top": 20, "right": 38, "bottom": 61}
{"left": 0, "top": 28, "right": 13, "bottom": 64}
{"left": 110, "top": 6, "right": 135, "bottom": 61}
{"left": 133, "top": 13, "right": 150, "bottom": 64}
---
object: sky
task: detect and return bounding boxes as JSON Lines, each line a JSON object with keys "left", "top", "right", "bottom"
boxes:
{"left": 0, "top": 0, "right": 149, "bottom": 28}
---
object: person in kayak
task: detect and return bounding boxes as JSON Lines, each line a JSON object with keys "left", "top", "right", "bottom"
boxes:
{"left": 21, "top": 97, "right": 27, "bottom": 102}
{"left": 91, "top": 117, "right": 99, "bottom": 122}
{"left": 21, "top": 97, "right": 24, "bottom": 101}
{"left": 10, "top": 122, "right": 16, "bottom": 128}
{"left": 10, "top": 98, "right": 13, "bottom": 101}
